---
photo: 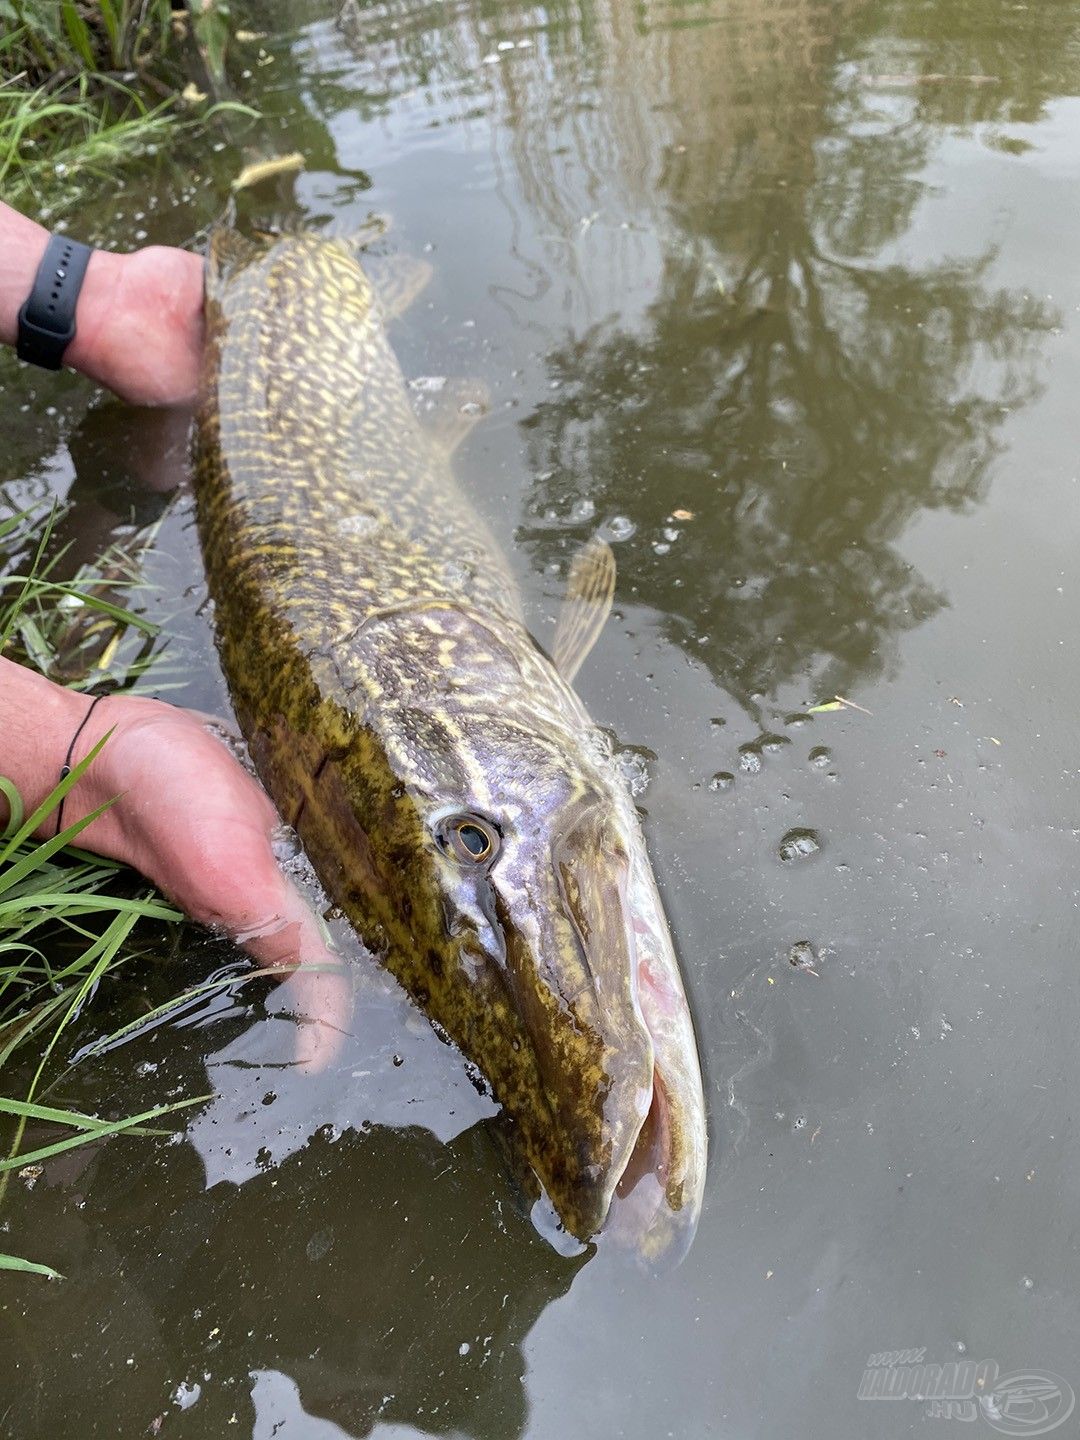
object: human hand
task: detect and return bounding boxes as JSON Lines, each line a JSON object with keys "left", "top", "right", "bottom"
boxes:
{"left": 65, "top": 245, "right": 205, "bottom": 408}
{"left": 2, "top": 203, "right": 204, "bottom": 407}
{"left": 66, "top": 693, "right": 352, "bottom": 1072}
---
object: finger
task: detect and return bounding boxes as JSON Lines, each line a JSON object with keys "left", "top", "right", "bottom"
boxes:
{"left": 237, "top": 899, "right": 353, "bottom": 1075}
{"left": 155, "top": 810, "right": 353, "bottom": 1073}
{"left": 283, "top": 954, "right": 354, "bottom": 1075}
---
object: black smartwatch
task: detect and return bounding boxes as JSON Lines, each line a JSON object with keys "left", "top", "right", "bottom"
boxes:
{"left": 17, "top": 233, "right": 95, "bottom": 371}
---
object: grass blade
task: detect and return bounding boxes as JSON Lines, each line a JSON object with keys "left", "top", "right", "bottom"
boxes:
{"left": 0, "top": 1096, "right": 143, "bottom": 1130}
{"left": 60, "top": 0, "right": 96, "bottom": 69}
{"left": 0, "top": 1095, "right": 208, "bottom": 1171}
{"left": 0, "top": 1252, "right": 62, "bottom": 1280}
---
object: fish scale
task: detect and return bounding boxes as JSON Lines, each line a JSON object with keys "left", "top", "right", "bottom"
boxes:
{"left": 199, "top": 231, "right": 517, "bottom": 633}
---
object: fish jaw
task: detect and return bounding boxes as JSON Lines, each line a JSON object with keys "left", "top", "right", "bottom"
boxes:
{"left": 605, "top": 827, "right": 709, "bottom": 1267}
{"left": 479, "top": 771, "right": 706, "bottom": 1260}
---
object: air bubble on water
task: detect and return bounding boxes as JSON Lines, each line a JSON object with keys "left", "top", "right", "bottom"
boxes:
{"left": 441, "top": 558, "right": 476, "bottom": 587}
{"left": 709, "top": 772, "right": 734, "bottom": 792}
{"left": 710, "top": 716, "right": 726, "bottom": 729}
{"left": 789, "top": 941, "right": 818, "bottom": 972}
{"left": 1021, "top": 1275, "right": 1035, "bottom": 1291}
{"left": 459, "top": 1341, "right": 472, "bottom": 1356}
{"left": 135, "top": 1061, "right": 158, "bottom": 1078}
{"left": 652, "top": 541, "right": 671, "bottom": 556}
{"left": 784, "top": 713, "right": 812, "bottom": 727}
{"left": 739, "top": 744, "right": 763, "bottom": 774}
{"left": 759, "top": 733, "right": 791, "bottom": 754}
{"left": 602, "top": 514, "right": 636, "bottom": 542}
{"left": 778, "top": 828, "right": 821, "bottom": 862}
{"left": 497, "top": 39, "right": 515, "bottom": 50}
{"left": 338, "top": 511, "right": 380, "bottom": 538}
{"left": 615, "top": 745, "right": 655, "bottom": 797}
{"left": 809, "top": 746, "right": 832, "bottom": 768}
{"left": 570, "top": 497, "right": 596, "bottom": 523}
{"left": 306, "top": 1227, "right": 334, "bottom": 1263}
{"left": 586, "top": 728, "right": 616, "bottom": 765}
{"left": 661, "top": 526, "right": 680, "bottom": 543}
{"left": 271, "top": 824, "right": 302, "bottom": 863}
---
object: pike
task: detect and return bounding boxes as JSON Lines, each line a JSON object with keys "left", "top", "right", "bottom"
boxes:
{"left": 194, "top": 229, "right": 707, "bottom": 1263}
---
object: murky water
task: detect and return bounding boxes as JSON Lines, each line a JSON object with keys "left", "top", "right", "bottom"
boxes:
{"left": 6, "top": 0, "right": 1080, "bottom": 1434}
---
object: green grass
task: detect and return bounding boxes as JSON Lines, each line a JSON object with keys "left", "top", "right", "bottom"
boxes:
{"left": 0, "top": 500, "right": 205, "bottom": 1280}
{"left": 0, "top": 752, "right": 203, "bottom": 1280}
{"left": 0, "top": 503, "right": 164, "bottom": 691}
{"left": 0, "top": 2, "right": 247, "bottom": 212}
{"left": 0, "top": 77, "right": 179, "bottom": 210}
{"left": 2, "top": 0, "right": 176, "bottom": 81}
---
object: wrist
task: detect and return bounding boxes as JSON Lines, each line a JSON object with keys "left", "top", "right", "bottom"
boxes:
{"left": 0, "top": 211, "right": 49, "bottom": 348}
{"left": 0, "top": 661, "right": 93, "bottom": 829}
{"left": 62, "top": 247, "right": 127, "bottom": 385}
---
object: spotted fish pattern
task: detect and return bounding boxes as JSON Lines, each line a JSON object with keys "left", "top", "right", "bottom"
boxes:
{"left": 194, "top": 230, "right": 705, "bottom": 1254}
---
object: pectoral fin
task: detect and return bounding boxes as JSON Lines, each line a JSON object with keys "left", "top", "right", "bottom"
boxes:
{"left": 552, "top": 536, "right": 616, "bottom": 682}
{"left": 368, "top": 253, "right": 434, "bottom": 320}
{"left": 412, "top": 377, "right": 491, "bottom": 455}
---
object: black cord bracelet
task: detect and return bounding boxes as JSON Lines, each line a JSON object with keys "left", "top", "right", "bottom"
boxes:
{"left": 17, "top": 234, "right": 95, "bottom": 371}
{"left": 54, "top": 693, "right": 107, "bottom": 839}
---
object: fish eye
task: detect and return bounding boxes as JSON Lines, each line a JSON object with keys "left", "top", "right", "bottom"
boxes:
{"left": 435, "top": 813, "right": 500, "bottom": 865}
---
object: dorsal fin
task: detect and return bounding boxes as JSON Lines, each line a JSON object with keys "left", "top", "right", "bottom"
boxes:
{"left": 552, "top": 537, "right": 616, "bottom": 682}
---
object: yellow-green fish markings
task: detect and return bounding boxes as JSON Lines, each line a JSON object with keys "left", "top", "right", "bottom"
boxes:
{"left": 194, "top": 230, "right": 707, "bottom": 1261}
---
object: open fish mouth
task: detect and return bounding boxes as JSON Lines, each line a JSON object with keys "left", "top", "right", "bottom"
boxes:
{"left": 605, "top": 1050, "right": 694, "bottom": 1267}
{"left": 597, "top": 859, "right": 707, "bottom": 1268}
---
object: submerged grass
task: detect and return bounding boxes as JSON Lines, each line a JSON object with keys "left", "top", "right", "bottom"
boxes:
{"left": 0, "top": 501, "right": 207, "bottom": 1280}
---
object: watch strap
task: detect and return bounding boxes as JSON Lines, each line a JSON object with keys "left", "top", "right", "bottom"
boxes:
{"left": 17, "top": 234, "right": 94, "bottom": 371}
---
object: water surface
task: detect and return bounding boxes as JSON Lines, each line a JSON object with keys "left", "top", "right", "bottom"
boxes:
{"left": 4, "top": 1, "right": 1080, "bottom": 1435}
